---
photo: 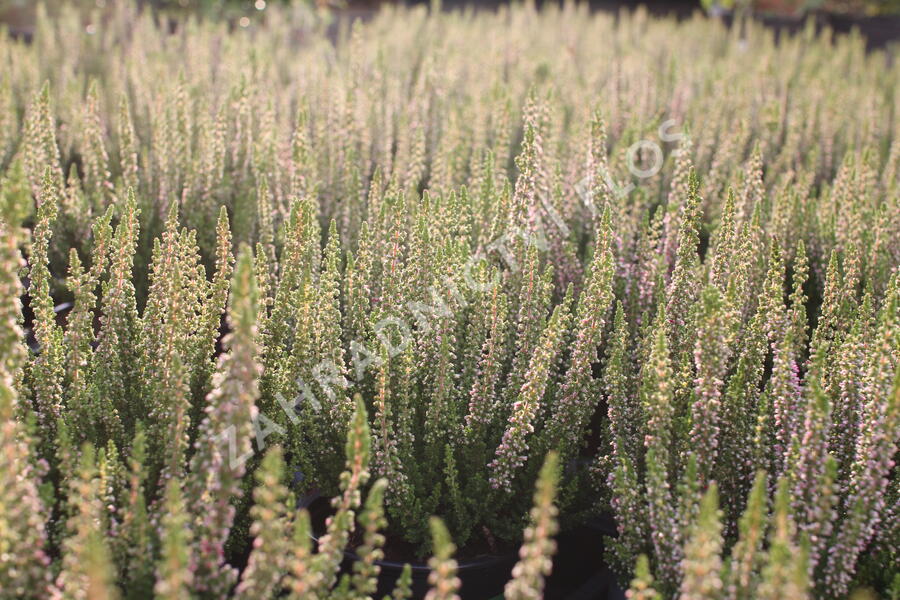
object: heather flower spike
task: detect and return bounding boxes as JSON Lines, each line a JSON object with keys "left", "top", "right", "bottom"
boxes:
{"left": 627, "top": 556, "right": 663, "bottom": 600}
{"left": 425, "top": 517, "right": 461, "bottom": 600}
{"left": 309, "top": 397, "right": 372, "bottom": 594}
{"left": 188, "top": 245, "right": 261, "bottom": 597}
{"left": 154, "top": 479, "right": 193, "bottom": 600}
{"left": 490, "top": 286, "right": 573, "bottom": 492}
{"left": 53, "top": 445, "right": 120, "bottom": 600}
{"left": 678, "top": 483, "right": 724, "bottom": 600}
{"left": 29, "top": 167, "right": 65, "bottom": 442}
{"left": 0, "top": 211, "right": 51, "bottom": 598}
{"left": 724, "top": 470, "right": 768, "bottom": 600}
{"left": 505, "top": 451, "right": 561, "bottom": 600}
{"left": 757, "top": 479, "right": 811, "bottom": 600}
{"left": 234, "top": 446, "right": 292, "bottom": 600}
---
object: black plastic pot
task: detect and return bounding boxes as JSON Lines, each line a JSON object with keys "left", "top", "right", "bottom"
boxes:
{"left": 298, "top": 487, "right": 627, "bottom": 600}
{"left": 298, "top": 493, "right": 517, "bottom": 600}
{"left": 544, "top": 514, "right": 625, "bottom": 600}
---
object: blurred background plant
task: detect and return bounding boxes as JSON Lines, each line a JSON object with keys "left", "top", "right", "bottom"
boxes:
{"left": 818, "top": 0, "right": 900, "bottom": 14}
{"left": 0, "top": 0, "right": 338, "bottom": 34}
{"left": 700, "top": 0, "right": 900, "bottom": 15}
{"left": 2, "top": 0, "right": 898, "bottom": 28}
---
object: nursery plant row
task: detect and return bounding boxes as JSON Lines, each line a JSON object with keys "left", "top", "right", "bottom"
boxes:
{"left": 0, "top": 2, "right": 897, "bottom": 599}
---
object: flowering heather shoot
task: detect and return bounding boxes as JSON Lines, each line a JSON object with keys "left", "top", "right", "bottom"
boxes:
{"left": 0, "top": 1, "right": 898, "bottom": 598}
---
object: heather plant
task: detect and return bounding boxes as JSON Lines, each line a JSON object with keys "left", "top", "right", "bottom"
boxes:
{"left": 0, "top": 209, "right": 561, "bottom": 597}
{"left": 0, "top": 1, "right": 898, "bottom": 598}
{"left": 628, "top": 474, "right": 815, "bottom": 600}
